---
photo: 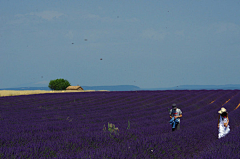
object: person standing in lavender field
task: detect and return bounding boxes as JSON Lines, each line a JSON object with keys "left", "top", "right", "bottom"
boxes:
{"left": 218, "top": 107, "right": 230, "bottom": 139}
{"left": 169, "top": 103, "right": 182, "bottom": 131}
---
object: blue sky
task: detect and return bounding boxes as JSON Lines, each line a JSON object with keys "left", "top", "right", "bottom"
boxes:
{"left": 1, "top": 0, "right": 240, "bottom": 89}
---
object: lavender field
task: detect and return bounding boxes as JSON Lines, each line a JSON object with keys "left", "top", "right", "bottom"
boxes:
{"left": 0, "top": 90, "right": 240, "bottom": 158}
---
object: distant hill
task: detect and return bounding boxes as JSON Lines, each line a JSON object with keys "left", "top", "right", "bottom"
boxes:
{"left": 81, "top": 85, "right": 141, "bottom": 91}
{"left": 1, "top": 84, "right": 240, "bottom": 91}
{"left": 0, "top": 85, "right": 141, "bottom": 91}
{"left": 142, "top": 84, "right": 240, "bottom": 90}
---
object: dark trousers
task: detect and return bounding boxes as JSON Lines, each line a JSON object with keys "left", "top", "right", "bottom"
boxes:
{"left": 172, "top": 123, "right": 180, "bottom": 131}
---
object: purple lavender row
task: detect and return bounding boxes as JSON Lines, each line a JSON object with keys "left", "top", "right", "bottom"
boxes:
{"left": 120, "top": 91, "right": 231, "bottom": 135}
{"left": 0, "top": 90, "right": 232, "bottom": 132}
{"left": 132, "top": 91, "right": 240, "bottom": 137}
{"left": 0, "top": 90, "right": 239, "bottom": 158}
{"left": 193, "top": 106, "right": 240, "bottom": 158}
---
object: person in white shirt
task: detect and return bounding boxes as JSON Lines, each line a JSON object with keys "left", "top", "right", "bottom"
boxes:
{"left": 218, "top": 107, "right": 230, "bottom": 139}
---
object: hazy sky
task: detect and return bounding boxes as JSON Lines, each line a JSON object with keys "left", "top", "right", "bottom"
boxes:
{"left": 1, "top": 0, "right": 240, "bottom": 89}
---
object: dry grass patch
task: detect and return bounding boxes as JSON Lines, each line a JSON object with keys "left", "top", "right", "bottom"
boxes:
{"left": 0, "top": 90, "right": 109, "bottom": 97}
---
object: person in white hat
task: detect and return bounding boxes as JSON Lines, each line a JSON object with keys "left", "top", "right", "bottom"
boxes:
{"left": 218, "top": 107, "right": 230, "bottom": 139}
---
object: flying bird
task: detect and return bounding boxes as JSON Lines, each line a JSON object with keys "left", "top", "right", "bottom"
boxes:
{"left": 72, "top": 43, "right": 74, "bottom": 44}
{"left": 84, "top": 39, "right": 87, "bottom": 41}
{"left": 100, "top": 58, "right": 102, "bottom": 60}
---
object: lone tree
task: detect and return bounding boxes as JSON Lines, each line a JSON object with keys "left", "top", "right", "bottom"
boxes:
{"left": 48, "top": 78, "right": 71, "bottom": 90}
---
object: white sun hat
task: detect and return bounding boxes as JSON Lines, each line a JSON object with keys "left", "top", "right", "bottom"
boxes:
{"left": 218, "top": 107, "right": 228, "bottom": 114}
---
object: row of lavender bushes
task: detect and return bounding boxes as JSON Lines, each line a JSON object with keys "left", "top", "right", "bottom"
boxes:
{"left": 0, "top": 90, "right": 239, "bottom": 158}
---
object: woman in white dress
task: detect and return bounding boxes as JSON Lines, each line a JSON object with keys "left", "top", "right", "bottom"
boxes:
{"left": 218, "top": 107, "right": 230, "bottom": 139}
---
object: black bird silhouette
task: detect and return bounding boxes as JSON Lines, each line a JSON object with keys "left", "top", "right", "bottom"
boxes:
{"left": 100, "top": 58, "right": 102, "bottom": 60}
{"left": 72, "top": 43, "right": 74, "bottom": 44}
